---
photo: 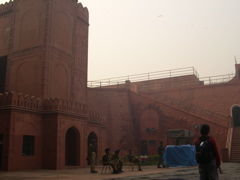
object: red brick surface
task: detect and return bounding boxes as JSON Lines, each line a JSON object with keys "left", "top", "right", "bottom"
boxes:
{"left": 0, "top": 0, "right": 239, "bottom": 172}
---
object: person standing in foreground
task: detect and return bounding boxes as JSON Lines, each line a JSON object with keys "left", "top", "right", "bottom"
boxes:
{"left": 157, "top": 141, "right": 165, "bottom": 168}
{"left": 88, "top": 139, "right": 98, "bottom": 173}
{"left": 194, "top": 124, "right": 222, "bottom": 180}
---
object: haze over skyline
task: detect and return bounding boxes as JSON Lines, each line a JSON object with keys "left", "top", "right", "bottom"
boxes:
{"left": 1, "top": 0, "right": 240, "bottom": 81}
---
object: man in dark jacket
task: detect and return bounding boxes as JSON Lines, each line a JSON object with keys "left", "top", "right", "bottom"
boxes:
{"left": 157, "top": 141, "right": 165, "bottom": 168}
{"left": 194, "top": 124, "right": 222, "bottom": 180}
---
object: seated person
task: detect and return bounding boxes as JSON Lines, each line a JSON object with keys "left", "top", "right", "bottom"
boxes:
{"left": 127, "top": 149, "right": 143, "bottom": 171}
{"left": 111, "top": 149, "right": 124, "bottom": 172}
{"left": 102, "top": 148, "right": 120, "bottom": 174}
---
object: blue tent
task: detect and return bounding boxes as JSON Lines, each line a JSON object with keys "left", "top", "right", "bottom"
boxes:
{"left": 163, "top": 144, "right": 197, "bottom": 167}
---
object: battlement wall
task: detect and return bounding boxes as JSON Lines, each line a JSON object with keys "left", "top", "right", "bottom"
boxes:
{"left": 43, "top": 98, "right": 87, "bottom": 115}
{"left": 77, "top": 2, "right": 89, "bottom": 24}
{"left": 0, "top": 91, "right": 42, "bottom": 111}
{"left": 0, "top": 0, "right": 13, "bottom": 16}
{"left": 0, "top": 91, "right": 104, "bottom": 124}
{"left": 88, "top": 111, "right": 106, "bottom": 125}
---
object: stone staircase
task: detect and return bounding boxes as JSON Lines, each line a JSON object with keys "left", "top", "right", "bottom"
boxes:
{"left": 146, "top": 92, "right": 229, "bottom": 127}
{"left": 230, "top": 127, "right": 240, "bottom": 162}
{"left": 142, "top": 91, "right": 239, "bottom": 162}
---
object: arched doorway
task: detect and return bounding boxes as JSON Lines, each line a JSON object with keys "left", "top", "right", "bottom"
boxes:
{"left": 65, "top": 127, "right": 80, "bottom": 166}
{"left": 232, "top": 106, "right": 240, "bottom": 127}
{"left": 238, "top": 68, "right": 240, "bottom": 80}
{"left": 0, "top": 134, "right": 3, "bottom": 170}
{"left": 87, "top": 132, "right": 98, "bottom": 165}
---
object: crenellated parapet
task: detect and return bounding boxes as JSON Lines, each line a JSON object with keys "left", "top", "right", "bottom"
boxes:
{"left": 43, "top": 98, "right": 88, "bottom": 115}
{"left": 0, "top": 92, "right": 42, "bottom": 111}
{"left": 88, "top": 111, "right": 106, "bottom": 125}
{"left": 0, "top": 92, "right": 104, "bottom": 124}
{"left": 0, "top": 0, "right": 14, "bottom": 16}
{"left": 77, "top": 2, "right": 89, "bottom": 24}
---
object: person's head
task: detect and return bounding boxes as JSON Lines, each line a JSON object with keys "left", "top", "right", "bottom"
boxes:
{"left": 129, "top": 149, "right": 132, "bottom": 153}
{"left": 200, "top": 124, "right": 210, "bottom": 136}
{"left": 160, "top": 141, "right": 163, "bottom": 145}
{"left": 115, "top": 149, "right": 120, "bottom": 154}
{"left": 105, "top": 148, "right": 110, "bottom": 154}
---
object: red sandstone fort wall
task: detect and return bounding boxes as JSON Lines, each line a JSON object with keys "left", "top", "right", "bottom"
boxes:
{"left": 129, "top": 91, "right": 228, "bottom": 156}
{"left": 0, "top": 0, "right": 89, "bottom": 103}
{"left": 0, "top": 91, "right": 105, "bottom": 170}
{"left": 88, "top": 88, "right": 138, "bottom": 156}
{"left": 88, "top": 87, "right": 228, "bottom": 157}
{"left": 148, "top": 81, "right": 240, "bottom": 118}
{"left": 0, "top": 92, "right": 43, "bottom": 170}
{"left": 0, "top": 4, "right": 12, "bottom": 56}
{"left": 10, "top": 111, "right": 43, "bottom": 170}
{"left": 0, "top": 0, "right": 238, "bottom": 171}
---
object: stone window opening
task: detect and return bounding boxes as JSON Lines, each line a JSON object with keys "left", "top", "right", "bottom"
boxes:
{"left": 231, "top": 105, "right": 240, "bottom": 127}
{"left": 22, "top": 135, "right": 35, "bottom": 156}
{"left": 148, "top": 140, "right": 156, "bottom": 146}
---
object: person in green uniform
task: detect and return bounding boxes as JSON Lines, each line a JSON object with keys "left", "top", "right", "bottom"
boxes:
{"left": 88, "top": 139, "right": 98, "bottom": 173}
{"left": 127, "top": 149, "right": 143, "bottom": 171}
{"left": 112, "top": 149, "right": 124, "bottom": 172}
{"left": 102, "top": 148, "right": 120, "bottom": 174}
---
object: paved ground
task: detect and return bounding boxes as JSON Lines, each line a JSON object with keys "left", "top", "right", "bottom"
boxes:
{"left": 0, "top": 163, "right": 239, "bottom": 180}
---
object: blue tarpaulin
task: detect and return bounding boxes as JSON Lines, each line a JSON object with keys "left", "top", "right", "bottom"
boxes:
{"left": 163, "top": 144, "right": 197, "bottom": 167}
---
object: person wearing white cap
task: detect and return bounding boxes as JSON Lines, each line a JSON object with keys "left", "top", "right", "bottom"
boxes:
{"left": 88, "top": 139, "right": 98, "bottom": 173}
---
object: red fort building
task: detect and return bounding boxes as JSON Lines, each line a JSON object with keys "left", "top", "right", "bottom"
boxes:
{"left": 0, "top": 0, "right": 240, "bottom": 171}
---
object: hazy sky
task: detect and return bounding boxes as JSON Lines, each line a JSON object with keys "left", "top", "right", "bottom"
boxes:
{"left": 1, "top": 0, "right": 240, "bottom": 81}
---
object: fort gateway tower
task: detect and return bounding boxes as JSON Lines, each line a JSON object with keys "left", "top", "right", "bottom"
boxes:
{"left": 0, "top": 0, "right": 106, "bottom": 171}
{"left": 1, "top": 0, "right": 240, "bottom": 171}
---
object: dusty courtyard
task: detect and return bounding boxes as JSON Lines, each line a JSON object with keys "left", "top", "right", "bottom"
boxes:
{"left": 0, "top": 162, "right": 239, "bottom": 180}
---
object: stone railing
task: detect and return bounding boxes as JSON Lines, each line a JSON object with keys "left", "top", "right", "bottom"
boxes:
{"left": 225, "top": 117, "right": 233, "bottom": 160}
{"left": 88, "top": 67, "right": 198, "bottom": 88}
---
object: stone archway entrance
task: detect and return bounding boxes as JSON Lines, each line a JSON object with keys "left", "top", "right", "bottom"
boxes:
{"left": 232, "top": 106, "right": 240, "bottom": 127}
{"left": 65, "top": 127, "right": 80, "bottom": 166}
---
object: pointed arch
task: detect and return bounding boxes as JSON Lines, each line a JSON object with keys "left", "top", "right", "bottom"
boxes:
{"left": 230, "top": 105, "right": 240, "bottom": 127}
{"left": 238, "top": 68, "right": 240, "bottom": 80}
{"left": 52, "top": 63, "right": 68, "bottom": 99}
{"left": 88, "top": 131, "right": 98, "bottom": 144}
{"left": 16, "top": 61, "right": 36, "bottom": 95}
{"left": 52, "top": 12, "right": 71, "bottom": 52}
{"left": 20, "top": 9, "right": 40, "bottom": 48}
{"left": 65, "top": 126, "right": 80, "bottom": 166}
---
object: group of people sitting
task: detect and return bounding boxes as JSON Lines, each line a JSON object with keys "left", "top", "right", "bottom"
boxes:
{"left": 102, "top": 148, "right": 143, "bottom": 174}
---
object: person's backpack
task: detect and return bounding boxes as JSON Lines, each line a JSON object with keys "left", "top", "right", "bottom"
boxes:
{"left": 195, "top": 136, "right": 212, "bottom": 163}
